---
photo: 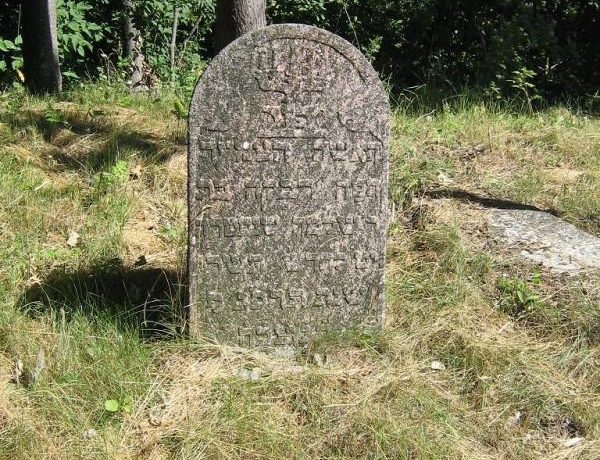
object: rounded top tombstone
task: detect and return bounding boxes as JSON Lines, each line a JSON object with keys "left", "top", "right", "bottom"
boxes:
{"left": 188, "top": 24, "right": 390, "bottom": 348}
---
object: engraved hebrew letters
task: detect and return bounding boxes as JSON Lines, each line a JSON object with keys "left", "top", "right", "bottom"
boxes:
{"left": 188, "top": 25, "right": 389, "bottom": 347}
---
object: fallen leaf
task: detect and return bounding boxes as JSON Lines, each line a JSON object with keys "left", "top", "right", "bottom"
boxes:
{"left": 11, "top": 357, "right": 23, "bottom": 384}
{"left": 104, "top": 399, "right": 120, "bottom": 412}
{"left": 130, "top": 164, "right": 143, "bottom": 179}
{"left": 67, "top": 230, "right": 80, "bottom": 248}
{"left": 122, "top": 395, "right": 134, "bottom": 414}
{"left": 281, "top": 365, "right": 306, "bottom": 375}
{"left": 437, "top": 172, "right": 454, "bottom": 186}
{"left": 149, "top": 413, "right": 162, "bottom": 427}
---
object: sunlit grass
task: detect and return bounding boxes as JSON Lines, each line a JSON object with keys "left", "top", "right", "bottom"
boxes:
{"left": 0, "top": 84, "right": 598, "bottom": 459}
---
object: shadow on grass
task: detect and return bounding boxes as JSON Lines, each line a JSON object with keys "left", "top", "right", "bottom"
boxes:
{"left": 20, "top": 260, "right": 188, "bottom": 340}
{"left": 9, "top": 109, "right": 183, "bottom": 173}
{"left": 427, "top": 188, "right": 559, "bottom": 215}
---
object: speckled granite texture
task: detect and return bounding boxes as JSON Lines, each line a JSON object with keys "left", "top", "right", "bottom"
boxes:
{"left": 489, "top": 209, "right": 600, "bottom": 274}
{"left": 188, "top": 24, "right": 390, "bottom": 348}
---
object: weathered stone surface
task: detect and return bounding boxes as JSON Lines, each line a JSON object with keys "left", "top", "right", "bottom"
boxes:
{"left": 489, "top": 209, "right": 600, "bottom": 274}
{"left": 188, "top": 24, "right": 389, "bottom": 348}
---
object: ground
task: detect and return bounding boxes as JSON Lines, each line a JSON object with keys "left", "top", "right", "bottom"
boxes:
{"left": 0, "top": 84, "right": 599, "bottom": 459}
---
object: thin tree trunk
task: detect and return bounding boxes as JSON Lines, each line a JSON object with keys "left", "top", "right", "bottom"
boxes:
{"left": 21, "top": 0, "right": 62, "bottom": 94}
{"left": 214, "top": 0, "right": 266, "bottom": 53}
{"left": 170, "top": 7, "right": 179, "bottom": 82}
{"left": 122, "top": 0, "right": 137, "bottom": 59}
{"left": 121, "top": 0, "right": 147, "bottom": 89}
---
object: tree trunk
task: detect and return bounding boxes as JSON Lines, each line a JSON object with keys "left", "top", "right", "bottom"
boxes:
{"left": 214, "top": 0, "right": 266, "bottom": 53}
{"left": 122, "top": 0, "right": 137, "bottom": 59}
{"left": 21, "top": 0, "right": 62, "bottom": 94}
{"left": 170, "top": 7, "right": 180, "bottom": 82}
{"left": 121, "top": 0, "right": 148, "bottom": 89}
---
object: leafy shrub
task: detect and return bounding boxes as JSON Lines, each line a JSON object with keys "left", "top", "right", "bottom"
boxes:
{"left": 56, "top": 0, "right": 105, "bottom": 81}
{"left": 0, "top": 35, "right": 22, "bottom": 75}
{"left": 268, "top": 0, "right": 600, "bottom": 103}
{"left": 136, "top": 0, "right": 214, "bottom": 82}
{"left": 497, "top": 275, "right": 542, "bottom": 317}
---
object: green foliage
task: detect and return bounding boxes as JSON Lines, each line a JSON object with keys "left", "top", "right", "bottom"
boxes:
{"left": 171, "top": 98, "right": 188, "bottom": 120}
{"left": 1, "top": 0, "right": 599, "bottom": 103}
{"left": 0, "top": 1, "right": 105, "bottom": 83}
{"left": 104, "top": 395, "right": 133, "bottom": 413}
{"left": 268, "top": 0, "right": 600, "bottom": 104}
{"left": 0, "top": 35, "right": 22, "bottom": 74}
{"left": 56, "top": 1, "right": 103, "bottom": 58}
{"left": 55, "top": 0, "right": 104, "bottom": 80}
{"left": 497, "top": 276, "right": 542, "bottom": 316}
{"left": 95, "top": 159, "right": 130, "bottom": 191}
{"left": 104, "top": 399, "right": 120, "bottom": 412}
{"left": 43, "top": 104, "right": 69, "bottom": 126}
{"left": 136, "top": 0, "right": 214, "bottom": 80}
{"left": 508, "top": 67, "right": 541, "bottom": 112}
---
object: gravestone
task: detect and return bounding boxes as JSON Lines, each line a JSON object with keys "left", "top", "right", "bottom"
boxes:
{"left": 188, "top": 24, "right": 389, "bottom": 348}
{"left": 489, "top": 209, "right": 600, "bottom": 274}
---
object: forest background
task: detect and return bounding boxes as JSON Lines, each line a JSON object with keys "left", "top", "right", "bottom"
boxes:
{"left": 1, "top": 0, "right": 599, "bottom": 109}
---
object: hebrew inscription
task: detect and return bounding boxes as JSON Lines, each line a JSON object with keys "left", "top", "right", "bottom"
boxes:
{"left": 188, "top": 24, "right": 390, "bottom": 348}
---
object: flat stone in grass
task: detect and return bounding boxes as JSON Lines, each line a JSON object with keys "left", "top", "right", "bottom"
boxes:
{"left": 489, "top": 209, "right": 600, "bottom": 274}
{"left": 188, "top": 24, "right": 390, "bottom": 348}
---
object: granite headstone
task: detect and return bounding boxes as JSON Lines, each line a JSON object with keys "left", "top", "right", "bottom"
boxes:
{"left": 188, "top": 24, "right": 390, "bottom": 348}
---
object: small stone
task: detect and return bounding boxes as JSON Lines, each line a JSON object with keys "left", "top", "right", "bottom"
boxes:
{"left": 430, "top": 360, "right": 445, "bottom": 371}
{"left": 563, "top": 437, "right": 584, "bottom": 448}
{"left": 284, "top": 365, "right": 306, "bottom": 374}
{"left": 251, "top": 368, "right": 262, "bottom": 381}
{"left": 83, "top": 428, "right": 97, "bottom": 439}
{"left": 26, "top": 274, "right": 41, "bottom": 288}
{"left": 66, "top": 229, "right": 80, "bottom": 248}
{"left": 271, "top": 346, "right": 297, "bottom": 358}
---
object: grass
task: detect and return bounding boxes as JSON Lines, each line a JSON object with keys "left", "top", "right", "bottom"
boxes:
{"left": 0, "top": 82, "right": 599, "bottom": 459}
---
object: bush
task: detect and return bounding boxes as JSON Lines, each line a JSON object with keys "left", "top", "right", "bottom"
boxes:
{"left": 268, "top": 0, "right": 600, "bottom": 103}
